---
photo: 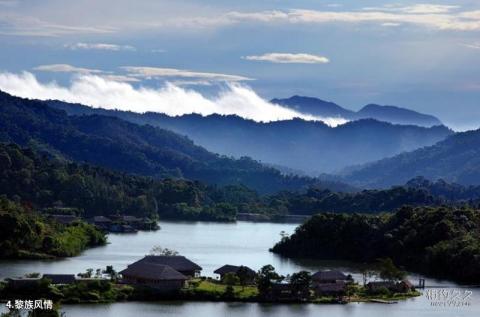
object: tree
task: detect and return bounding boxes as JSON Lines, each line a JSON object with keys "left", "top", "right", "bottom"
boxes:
{"left": 376, "top": 258, "right": 406, "bottom": 281}
{"left": 289, "top": 271, "right": 311, "bottom": 300}
{"left": 104, "top": 265, "right": 117, "bottom": 281}
{"left": 149, "top": 245, "right": 179, "bottom": 256}
{"left": 256, "top": 265, "right": 281, "bottom": 297}
{"left": 222, "top": 272, "right": 239, "bottom": 286}
{"left": 236, "top": 266, "right": 251, "bottom": 289}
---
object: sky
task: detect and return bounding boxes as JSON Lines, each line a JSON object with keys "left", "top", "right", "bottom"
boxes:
{"left": 0, "top": 0, "right": 479, "bottom": 130}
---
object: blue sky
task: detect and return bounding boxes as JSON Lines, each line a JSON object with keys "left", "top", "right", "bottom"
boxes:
{"left": 0, "top": 0, "right": 479, "bottom": 130}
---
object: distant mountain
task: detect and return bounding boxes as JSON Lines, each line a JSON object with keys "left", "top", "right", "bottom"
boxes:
{"left": 0, "top": 90, "right": 329, "bottom": 194}
{"left": 356, "top": 104, "right": 443, "bottom": 127}
{"left": 272, "top": 96, "right": 443, "bottom": 127}
{"left": 271, "top": 95, "right": 354, "bottom": 118}
{"left": 341, "top": 129, "right": 480, "bottom": 188}
{"left": 47, "top": 100, "right": 453, "bottom": 175}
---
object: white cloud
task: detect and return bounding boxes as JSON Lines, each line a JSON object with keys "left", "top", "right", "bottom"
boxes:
{"left": 0, "top": 13, "right": 114, "bottom": 37}
{"left": 2, "top": 3, "right": 480, "bottom": 37}
{"left": 217, "top": 7, "right": 480, "bottom": 32}
{"left": 34, "top": 64, "right": 104, "bottom": 74}
{"left": 462, "top": 42, "right": 480, "bottom": 49}
{"left": 65, "top": 42, "right": 136, "bottom": 51}
{"left": 122, "top": 66, "right": 253, "bottom": 82}
{"left": 363, "top": 4, "right": 460, "bottom": 14}
{"left": 0, "top": 71, "right": 347, "bottom": 127}
{"left": 243, "top": 53, "right": 329, "bottom": 64}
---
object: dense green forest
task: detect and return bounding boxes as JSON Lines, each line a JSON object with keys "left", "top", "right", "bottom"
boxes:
{"left": 46, "top": 98, "right": 451, "bottom": 175}
{"left": 271, "top": 206, "right": 480, "bottom": 283}
{"left": 342, "top": 128, "right": 480, "bottom": 188}
{"left": 4, "top": 142, "right": 480, "bottom": 223}
{"left": 0, "top": 197, "right": 106, "bottom": 259}
{"left": 0, "top": 90, "right": 336, "bottom": 194}
{"left": 0, "top": 142, "right": 269, "bottom": 221}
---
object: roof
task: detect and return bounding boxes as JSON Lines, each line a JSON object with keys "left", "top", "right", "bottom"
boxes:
{"left": 401, "top": 279, "right": 413, "bottom": 287}
{"left": 42, "top": 274, "right": 76, "bottom": 284}
{"left": 6, "top": 278, "right": 40, "bottom": 282}
{"left": 214, "top": 265, "right": 255, "bottom": 275}
{"left": 92, "top": 216, "right": 112, "bottom": 223}
{"left": 312, "top": 270, "right": 349, "bottom": 281}
{"left": 120, "top": 215, "right": 141, "bottom": 222}
{"left": 120, "top": 262, "right": 187, "bottom": 281}
{"left": 138, "top": 256, "right": 202, "bottom": 272}
{"left": 367, "top": 281, "right": 396, "bottom": 288}
{"left": 49, "top": 215, "right": 79, "bottom": 225}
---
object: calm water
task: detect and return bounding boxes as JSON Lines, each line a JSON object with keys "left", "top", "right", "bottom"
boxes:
{"left": 1, "top": 221, "right": 478, "bottom": 316}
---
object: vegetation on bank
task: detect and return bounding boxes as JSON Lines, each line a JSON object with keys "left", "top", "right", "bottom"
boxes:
{"left": 0, "top": 90, "right": 324, "bottom": 194}
{"left": 4, "top": 142, "right": 480, "bottom": 224}
{"left": 0, "top": 279, "right": 133, "bottom": 304}
{"left": 0, "top": 197, "right": 106, "bottom": 259}
{"left": 0, "top": 265, "right": 419, "bottom": 306}
{"left": 271, "top": 206, "right": 480, "bottom": 283}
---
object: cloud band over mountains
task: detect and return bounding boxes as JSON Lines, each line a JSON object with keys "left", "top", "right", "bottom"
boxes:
{"left": 0, "top": 71, "right": 348, "bottom": 126}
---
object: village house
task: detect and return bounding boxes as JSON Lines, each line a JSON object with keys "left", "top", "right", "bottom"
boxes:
{"left": 267, "top": 280, "right": 310, "bottom": 302}
{"left": 127, "top": 255, "right": 202, "bottom": 277}
{"left": 48, "top": 214, "right": 80, "bottom": 225}
{"left": 367, "top": 279, "right": 414, "bottom": 293}
{"left": 312, "top": 270, "right": 351, "bottom": 285}
{"left": 214, "top": 265, "right": 256, "bottom": 283}
{"left": 119, "top": 262, "right": 188, "bottom": 292}
{"left": 42, "top": 274, "right": 76, "bottom": 285}
{"left": 314, "top": 280, "right": 347, "bottom": 296}
{"left": 270, "top": 281, "right": 296, "bottom": 301}
{"left": 311, "top": 270, "right": 351, "bottom": 296}
{"left": 88, "top": 216, "right": 113, "bottom": 230}
{"left": 5, "top": 278, "right": 41, "bottom": 289}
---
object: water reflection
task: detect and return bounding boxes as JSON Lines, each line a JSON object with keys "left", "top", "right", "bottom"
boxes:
{"left": 0, "top": 221, "right": 478, "bottom": 316}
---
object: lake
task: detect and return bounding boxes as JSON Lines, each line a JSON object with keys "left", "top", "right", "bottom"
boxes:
{"left": 1, "top": 221, "right": 478, "bottom": 316}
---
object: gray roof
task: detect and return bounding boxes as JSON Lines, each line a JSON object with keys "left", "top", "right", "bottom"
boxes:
{"left": 42, "top": 274, "right": 76, "bottom": 284}
{"left": 49, "top": 215, "right": 79, "bottom": 225}
{"left": 214, "top": 265, "right": 255, "bottom": 276}
{"left": 138, "top": 256, "right": 202, "bottom": 272}
{"left": 92, "top": 216, "right": 112, "bottom": 223}
{"left": 120, "top": 262, "right": 187, "bottom": 280}
{"left": 312, "top": 270, "right": 349, "bottom": 281}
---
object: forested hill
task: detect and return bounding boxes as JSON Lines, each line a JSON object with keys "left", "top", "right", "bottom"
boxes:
{"left": 45, "top": 99, "right": 452, "bottom": 174}
{"left": 0, "top": 142, "right": 269, "bottom": 221}
{"left": 271, "top": 206, "right": 480, "bottom": 283}
{"left": 2, "top": 142, "right": 480, "bottom": 223}
{"left": 0, "top": 90, "right": 336, "bottom": 194}
{"left": 341, "top": 128, "right": 480, "bottom": 188}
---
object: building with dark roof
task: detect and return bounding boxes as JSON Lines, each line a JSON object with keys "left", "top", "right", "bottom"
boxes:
{"left": 5, "top": 278, "right": 41, "bottom": 289}
{"left": 137, "top": 256, "right": 202, "bottom": 277}
{"left": 49, "top": 214, "right": 79, "bottom": 225}
{"left": 312, "top": 270, "right": 350, "bottom": 284}
{"left": 120, "top": 262, "right": 187, "bottom": 291}
{"left": 314, "top": 280, "right": 347, "bottom": 296}
{"left": 214, "top": 265, "right": 256, "bottom": 283}
{"left": 42, "top": 274, "right": 76, "bottom": 285}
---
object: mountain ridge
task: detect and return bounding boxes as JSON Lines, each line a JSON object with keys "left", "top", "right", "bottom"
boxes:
{"left": 0, "top": 90, "right": 337, "bottom": 194}
{"left": 273, "top": 95, "right": 443, "bottom": 127}
{"left": 46, "top": 98, "right": 453, "bottom": 175}
{"left": 340, "top": 128, "right": 480, "bottom": 188}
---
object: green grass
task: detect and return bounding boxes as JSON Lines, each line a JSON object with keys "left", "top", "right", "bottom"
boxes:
{"left": 190, "top": 279, "right": 258, "bottom": 299}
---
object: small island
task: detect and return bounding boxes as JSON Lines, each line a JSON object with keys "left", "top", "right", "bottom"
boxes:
{"left": 0, "top": 253, "right": 420, "bottom": 314}
{"left": 271, "top": 206, "right": 480, "bottom": 284}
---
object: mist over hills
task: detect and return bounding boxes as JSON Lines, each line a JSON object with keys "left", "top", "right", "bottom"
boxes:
{"left": 0, "top": 90, "right": 336, "bottom": 194}
{"left": 47, "top": 99, "right": 452, "bottom": 175}
{"left": 272, "top": 95, "right": 443, "bottom": 127}
{"left": 341, "top": 129, "right": 480, "bottom": 188}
